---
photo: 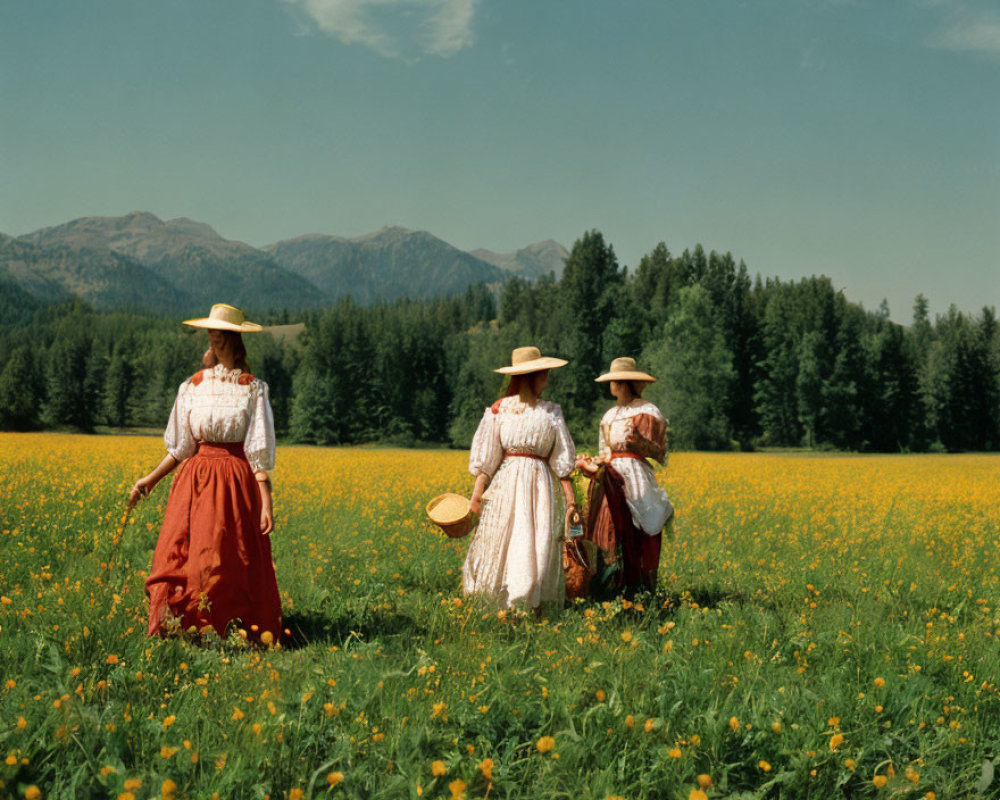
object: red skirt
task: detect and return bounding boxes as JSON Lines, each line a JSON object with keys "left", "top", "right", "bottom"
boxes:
{"left": 145, "top": 442, "right": 281, "bottom": 641}
{"left": 586, "top": 464, "right": 662, "bottom": 596}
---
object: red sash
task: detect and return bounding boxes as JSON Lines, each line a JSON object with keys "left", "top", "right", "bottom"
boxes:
{"left": 610, "top": 451, "right": 646, "bottom": 462}
{"left": 504, "top": 452, "right": 547, "bottom": 462}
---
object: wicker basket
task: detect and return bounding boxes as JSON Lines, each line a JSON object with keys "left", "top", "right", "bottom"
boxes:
{"left": 426, "top": 493, "right": 473, "bottom": 539}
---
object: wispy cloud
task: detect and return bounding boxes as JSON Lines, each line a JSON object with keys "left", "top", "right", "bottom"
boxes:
{"left": 930, "top": 14, "right": 1000, "bottom": 54}
{"left": 282, "top": 0, "right": 477, "bottom": 59}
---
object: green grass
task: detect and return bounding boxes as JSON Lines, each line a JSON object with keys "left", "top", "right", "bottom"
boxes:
{"left": 1, "top": 436, "right": 999, "bottom": 800}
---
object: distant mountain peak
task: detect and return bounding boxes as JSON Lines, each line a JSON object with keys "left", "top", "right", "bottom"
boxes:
{"left": 471, "top": 239, "right": 569, "bottom": 280}
{"left": 123, "top": 210, "right": 162, "bottom": 223}
{"left": 374, "top": 224, "right": 414, "bottom": 236}
{"left": 163, "top": 216, "right": 226, "bottom": 242}
{"left": 4, "top": 213, "right": 565, "bottom": 313}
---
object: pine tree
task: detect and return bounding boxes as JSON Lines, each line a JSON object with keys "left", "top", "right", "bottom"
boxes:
{"left": 0, "top": 346, "right": 43, "bottom": 430}
{"left": 560, "top": 230, "right": 622, "bottom": 414}
{"left": 42, "top": 329, "right": 95, "bottom": 430}
{"left": 644, "top": 285, "right": 734, "bottom": 450}
{"left": 102, "top": 346, "right": 132, "bottom": 428}
{"left": 796, "top": 331, "right": 824, "bottom": 448}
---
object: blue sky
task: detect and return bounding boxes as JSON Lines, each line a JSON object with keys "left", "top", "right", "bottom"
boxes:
{"left": 2, "top": 0, "right": 998, "bottom": 319}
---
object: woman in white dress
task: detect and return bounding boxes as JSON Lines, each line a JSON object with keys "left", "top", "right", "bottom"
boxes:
{"left": 129, "top": 304, "right": 281, "bottom": 641}
{"left": 577, "top": 357, "right": 673, "bottom": 596}
{"left": 464, "top": 347, "right": 578, "bottom": 612}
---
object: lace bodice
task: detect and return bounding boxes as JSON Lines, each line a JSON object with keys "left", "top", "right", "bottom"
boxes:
{"left": 469, "top": 396, "right": 576, "bottom": 479}
{"left": 164, "top": 364, "right": 276, "bottom": 473}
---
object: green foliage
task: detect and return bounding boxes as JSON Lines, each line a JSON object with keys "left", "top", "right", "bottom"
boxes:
{"left": 1, "top": 229, "right": 997, "bottom": 452}
{"left": 644, "top": 285, "right": 734, "bottom": 450}
{"left": 559, "top": 230, "right": 623, "bottom": 415}
{"left": 0, "top": 346, "right": 43, "bottom": 430}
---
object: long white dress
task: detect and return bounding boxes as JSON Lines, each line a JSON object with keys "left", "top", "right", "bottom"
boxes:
{"left": 463, "top": 396, "right": 576, "bottom": 608}
{"left": 598, "top": 399, "right": 673, "bottom": 535}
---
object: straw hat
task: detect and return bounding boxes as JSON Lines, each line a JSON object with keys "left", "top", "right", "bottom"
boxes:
{"left": 183, "top": 303, "right": 263, "bottom": 333}
{"left": 494, "top": 346, "right": 568, "bottom": 375}
{"left": 595, "top": 357, "right": 657, "bottom": 383}
{"left": 426, "top": 493, "right": 473, "bottom": 539}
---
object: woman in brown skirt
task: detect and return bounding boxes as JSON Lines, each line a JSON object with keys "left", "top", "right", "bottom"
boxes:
{"left": 577, "top": 357, "right": 673, "bottom": 597}
{"left": 129, "top": 304, "right": 281, "bottom": 641}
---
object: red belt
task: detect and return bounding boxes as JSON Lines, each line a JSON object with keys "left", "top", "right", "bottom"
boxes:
{"left": 610, "top": 451, "right": 646, "bottom": 462}
{"left": 196, "top": 442, "right": 246, "bottom": 459}
{"left": 504, "top": 452, "right": 547, "bottom": 462}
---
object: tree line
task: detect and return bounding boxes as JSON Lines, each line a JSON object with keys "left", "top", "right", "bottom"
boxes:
{"left": 1, "top": 230, "right": 997, "bottom": 452}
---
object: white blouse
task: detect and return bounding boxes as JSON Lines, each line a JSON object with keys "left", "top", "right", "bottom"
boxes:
{"left": 469, "top": 396, "right": 576, "bottom": 480}
{"left": 598, "top": 399, "right": 672, "bottom": 535}
{"left": 598, "top": 399, "right": 668, "bottom": 465}
{"left": 164, "top": 364, "right": 276, "bottom": 474}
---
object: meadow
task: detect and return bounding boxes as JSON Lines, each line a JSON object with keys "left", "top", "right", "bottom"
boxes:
{"left": 1, "top": 434, "right": 999, "bottom": 800}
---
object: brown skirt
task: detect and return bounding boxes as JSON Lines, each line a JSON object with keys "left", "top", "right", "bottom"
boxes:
{"left": 586, "top": 464, "right": 662, "bottom": 596}
{"left": 145, "top": 442, "right": 281, "bottom": 641}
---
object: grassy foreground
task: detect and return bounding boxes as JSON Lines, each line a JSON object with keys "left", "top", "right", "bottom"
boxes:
{"left": 1, "top": 434, "right": 999, "bottom": 800}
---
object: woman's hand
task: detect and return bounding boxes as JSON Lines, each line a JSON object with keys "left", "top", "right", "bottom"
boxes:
{"left": 470, "top": 472, "right": 489, "bottom": 515}
{"left": 626, "top": 429, "right": 666, "bottom": 463}
{"left": 128, "top": 475, "right": 155, "bottom": 508}
{"left": 127, "top": 455, "right": 178, "bottom": 509}
{"left": 625, "top": 430, "right": 654, "bottom": 459}
{"left": 259, "top": 500, "right": 274, "bottom": 536}
{"left": 256, "top": 472, "right": 274, "bottom": 535}
{"left": 575, "top": 454, "right": 599, "bottom": 476}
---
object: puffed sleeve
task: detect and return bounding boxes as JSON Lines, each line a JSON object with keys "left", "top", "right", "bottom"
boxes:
{"left": 547, "top": 404, "right": 576, "bottom": 478}
{"left": 244, "top": 380, "right": 276, "bottom": 473}
{"left": 469, "top": 407, "right": 503, "bottom": 479}
{"left": 632, "top": 412, "right": 668, "bottom": 465}
{"left": 164, "top": 380, "right": 196, "bottom": 462}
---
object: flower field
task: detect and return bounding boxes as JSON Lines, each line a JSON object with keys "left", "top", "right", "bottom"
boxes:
{"left": 2, "top": 433, "right": 999, "bottom": 800}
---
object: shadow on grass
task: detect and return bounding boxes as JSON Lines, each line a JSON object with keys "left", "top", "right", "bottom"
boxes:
{"left": 567, "top": 584, "right": 746, "bottom": 616}
{"left": 281, "top": 609, "right": 426, "bottom": 651}
{"left": 665, "top": 584, "right": 746, "bottom": 610}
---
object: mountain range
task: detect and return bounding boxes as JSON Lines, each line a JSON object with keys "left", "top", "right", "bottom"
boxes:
{"left": 0, "top": 212, "right": 568, "bottom": 314}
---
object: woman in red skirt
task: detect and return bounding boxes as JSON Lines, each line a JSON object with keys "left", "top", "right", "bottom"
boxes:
{"left": 577, "top": 357, "right": 673, "bottom": 597}
{"left": 129, "top": 304, "right": 281, "bottom": 642}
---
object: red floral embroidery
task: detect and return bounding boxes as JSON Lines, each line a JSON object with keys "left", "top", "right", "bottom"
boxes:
{"left": 238, "top": 373, "right": 255, "bottom": 385}
{"left": 490, "top": 399, "right": 503, "bottom": 415}
{"left": 189, "top": 370, "right": 205, "bottom": 386}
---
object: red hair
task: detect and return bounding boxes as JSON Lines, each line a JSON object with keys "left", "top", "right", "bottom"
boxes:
{"left": 492, "top": 371, "right": 547, "bottom": 413}
{"left": 499, "top": 370, "right": 547, "bottom": 399}
{"left": 501, "top": 374, "right": 526, "bottom": 398}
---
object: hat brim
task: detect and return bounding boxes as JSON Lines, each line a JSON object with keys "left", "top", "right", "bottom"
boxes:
{"left": 595, "top": 371, "right": 657, "bottom": 383}
{"left": 183, "top": 318, "right": 264, "bottom": 333}
{"left": 495, "top": 357, "right": 568, "bottom": 375}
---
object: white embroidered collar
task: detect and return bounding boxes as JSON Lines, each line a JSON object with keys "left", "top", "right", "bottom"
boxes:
{"left": 210, "top": 364, "right": 245, "bottom": 383}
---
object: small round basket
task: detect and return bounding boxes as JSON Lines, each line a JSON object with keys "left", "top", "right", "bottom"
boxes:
{"left": 426, "top": 493, "right": 473, "bottom": 539}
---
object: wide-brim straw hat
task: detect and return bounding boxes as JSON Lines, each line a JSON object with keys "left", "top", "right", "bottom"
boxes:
{"left": 426, "top": 493, "right": 473, "bottom": 539}
{"left": 595, "top": 356, "right": 657, "bottom": 383}
{"left": 183, "top": 303, "right": 263, "bottom": 333}
{"left": 494, "top": 346, "right": 568, "bottom": 375}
